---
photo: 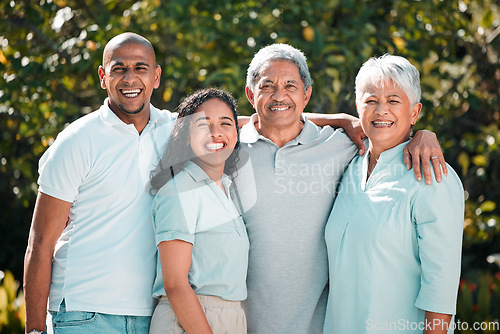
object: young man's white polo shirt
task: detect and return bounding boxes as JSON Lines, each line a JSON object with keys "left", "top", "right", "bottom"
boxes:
{"left": 38, "top": 99, "right": 175, "bottom": 316}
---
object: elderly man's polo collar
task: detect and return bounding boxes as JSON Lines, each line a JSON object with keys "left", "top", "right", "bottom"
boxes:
{"left": 240, "top": 113, "right": 320, "bottom": 146}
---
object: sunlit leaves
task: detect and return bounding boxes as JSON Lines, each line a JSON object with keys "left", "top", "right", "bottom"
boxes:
{"left": 0, "top": 0, "right": 499, "bottom": 307}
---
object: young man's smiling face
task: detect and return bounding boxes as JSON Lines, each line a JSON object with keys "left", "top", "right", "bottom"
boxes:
{"left": 98, "top": 40, "right": 161, "bottom": 123}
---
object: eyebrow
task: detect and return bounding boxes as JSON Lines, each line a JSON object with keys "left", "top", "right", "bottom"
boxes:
{"left": 110, "top": 61, "right": 150, "bottom": 68}
{"left": 364, "top": 93, "right": 401, "bottom": 98}
{"left": 194, "top": 116, "right": 234, "bottom": 123}
{"left": 194, "top": 116, "right": 209, "bottom": 123}
{"left": 260, "top": 79, "right": 299, "bottom": 85}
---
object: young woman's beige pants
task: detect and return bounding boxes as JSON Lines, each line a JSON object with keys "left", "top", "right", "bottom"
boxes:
{"left": 149, "top": 295, "right": 247, "bottom": 334}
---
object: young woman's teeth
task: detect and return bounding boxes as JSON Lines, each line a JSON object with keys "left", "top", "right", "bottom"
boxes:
{"left": 205, "top": 142, "right": 224, "bottom": 150}
{"left": 122, "top": 89, "right": 141, "bottom": 98}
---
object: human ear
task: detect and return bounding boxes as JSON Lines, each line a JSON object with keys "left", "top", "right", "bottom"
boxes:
{"left": 245, "top": 86, "right": 256, "bottom": 109}
{"left": 154, "top": 65, "right": 161, "bottom": 89}
{"left": 303, "top": 86, "right": 312, "bottom": 105}
{"left": 410, "top": 103, "right": 422, "bottom": 125}
{"left": 98, "top": 65, "right": 106, "bottom": 89}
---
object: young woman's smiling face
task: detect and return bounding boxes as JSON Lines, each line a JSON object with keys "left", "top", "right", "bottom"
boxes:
{"left": 189, "top": 98, "right": 238, "bottom": 175}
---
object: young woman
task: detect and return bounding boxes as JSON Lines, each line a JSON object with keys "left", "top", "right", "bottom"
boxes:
{"left": 149, "top": 88, "right": 248, "bottom": 334}
{"left": 323, "top": 55, "right": 464, "bottom": 334}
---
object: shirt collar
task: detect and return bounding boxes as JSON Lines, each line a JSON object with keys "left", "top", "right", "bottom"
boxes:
{"left": 100, "top": 98, "right": 125, "bottom": 127}
{"left": 184, "top": 161, "right": 232, "bottom": 187}
{"left": 240, "top": 113, "right": 320, "bottom": 146}
{"left": 149, "top": 104, "right": 172, "bottom": 126}
{"left": 296, "top": 114, "right": 320, "bottom": 145}
{"left": 361, "top": 140, "right": 410, "bottom": 190}
{"left": 100, "top": 97, "right": 171, "bottom": 129}
{"left": 379, "top": 140, "right": 411, "bottom": 163}
{"left": 364, "top": 140, "right": 411, "bottom": 166}
{"left": 239, "top": 114, "right": 261, "bottom": 144}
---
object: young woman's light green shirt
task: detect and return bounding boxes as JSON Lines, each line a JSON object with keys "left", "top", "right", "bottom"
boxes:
{"left": 152, "top": 161, "right": 249, "bottom": 301}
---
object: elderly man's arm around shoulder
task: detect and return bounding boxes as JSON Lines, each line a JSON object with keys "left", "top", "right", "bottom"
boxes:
{"left": 306, "top": 113, "right": 447, "bottom": 183}
{"left": 404, "top": 130, "right": 448, "bottom": 185}
{"left": 305, "top": 113, "right": 367, "bottom": 155}
{"left": 24, "top": 192, "right": 72, "bottom": 333}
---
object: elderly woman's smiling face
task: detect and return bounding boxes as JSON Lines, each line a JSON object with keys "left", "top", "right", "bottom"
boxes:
{"left": 357, "top": 79, "right": 422, "bottom": 154}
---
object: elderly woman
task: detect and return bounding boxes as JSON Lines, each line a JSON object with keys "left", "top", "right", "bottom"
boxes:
{"left": 323, "top": 55, "right": 464, "bottom": 334}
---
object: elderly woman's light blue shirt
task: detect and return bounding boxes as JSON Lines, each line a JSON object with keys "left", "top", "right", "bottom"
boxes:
{"left": 324, "top": 141, "right": 464, "bottom": 333}
{"left": 151, "top": 161, "right": 249, "bottom": 301}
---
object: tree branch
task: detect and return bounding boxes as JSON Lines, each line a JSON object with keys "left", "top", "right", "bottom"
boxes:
{"left": 5, "top": 15, "right": 72, "bottom": 62}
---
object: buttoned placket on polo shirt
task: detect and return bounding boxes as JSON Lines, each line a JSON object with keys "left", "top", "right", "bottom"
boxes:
{"left": 138, "top": 118, "right": 169, "bottom": 188}
{"left": 185, "top": 162, "right": 244, "bottom": 234}
{"left": 137, "top": 120, "right": 154, "bottom": 187}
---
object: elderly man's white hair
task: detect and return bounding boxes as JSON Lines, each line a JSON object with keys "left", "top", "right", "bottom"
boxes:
{"left": 355, "top": 54, "right": 421, "bottom": 106}
{"left": 246, "top": 43, "right": 312, "bottom": 93}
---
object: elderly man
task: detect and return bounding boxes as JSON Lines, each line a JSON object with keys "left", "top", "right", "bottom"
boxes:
{"left": 23, "top": 33, "right": 175, "bottom": 334}
{"left": 233, "top": 43, "right": 445, "bottom": 334}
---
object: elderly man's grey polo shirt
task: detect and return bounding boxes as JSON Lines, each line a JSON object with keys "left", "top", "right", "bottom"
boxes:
{"left": 232, "top": 114, "right": 359, "bottom": 334}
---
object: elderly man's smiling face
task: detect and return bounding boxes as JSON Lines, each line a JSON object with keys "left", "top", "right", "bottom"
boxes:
{"left": 246, "top": 60, "right": 312, "bottom": 133}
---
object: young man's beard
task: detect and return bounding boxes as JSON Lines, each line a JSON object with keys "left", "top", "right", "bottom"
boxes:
{"left": 119, "top": 103, "right": 145, "bottom": 114}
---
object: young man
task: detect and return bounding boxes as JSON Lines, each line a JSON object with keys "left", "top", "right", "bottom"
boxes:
{"left": 23, "top": 33, "right": 175, "bottom": 334}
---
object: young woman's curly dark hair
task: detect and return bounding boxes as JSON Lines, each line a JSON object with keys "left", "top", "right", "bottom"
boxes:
{"left": 149, "top": 88, "right": 240, "bottom": 194}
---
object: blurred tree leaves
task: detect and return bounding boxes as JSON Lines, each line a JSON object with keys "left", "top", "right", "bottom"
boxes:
{"left": 0, "top": 270, "right": 24, "bottom": 333}
{"left": 0, "top": 0, "right": 499, "bottom": 314}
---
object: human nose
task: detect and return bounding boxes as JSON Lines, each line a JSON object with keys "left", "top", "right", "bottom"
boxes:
{"left": 374, "top": 102, "right": 389, "bottom": 115}
{"left": 271, "top": 86, "right": 286, "bottom": 101}
{"left": 123, "top": 69, "right": 137, "bottom": 84}
{"left": 210, "top": 123, "right": 222, "bottom": 138}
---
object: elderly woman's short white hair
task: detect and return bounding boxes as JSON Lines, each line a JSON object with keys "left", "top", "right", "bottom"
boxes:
{"left": 246, "top": 43, "right": 312, "bottom": 93}
{"left": 355, "top": 54, "right": 421, "bottom": 106}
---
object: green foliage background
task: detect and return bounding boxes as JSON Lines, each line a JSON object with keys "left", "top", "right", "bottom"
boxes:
{"left": 1, "top": 0, "right": 499, "bottom": 331}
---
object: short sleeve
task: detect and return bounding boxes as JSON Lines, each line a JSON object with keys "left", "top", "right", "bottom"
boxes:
{"left": 152, "top": 178, "right": 196, "bottom": 246}
{"left": 37, "top": 126, "right": 91, "bottom": 203}
{"left": 412, "top": 166, "right": 464, "bottom": 314}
